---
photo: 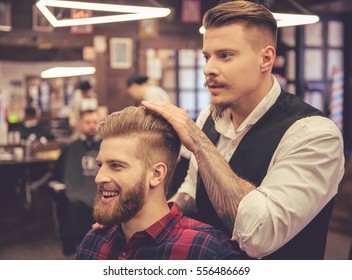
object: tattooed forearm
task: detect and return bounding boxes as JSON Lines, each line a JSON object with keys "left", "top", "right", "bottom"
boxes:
{"left": 175, "top": 192, "right": 197, "bottom": 216}
{"left": 193, "top": 133, "right": 255, "bottom": 232}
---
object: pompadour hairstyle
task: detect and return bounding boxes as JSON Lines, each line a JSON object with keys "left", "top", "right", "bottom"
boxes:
{"left": 97, "top": 106, "right": 181, "bottom": 188}
{"left": 203, "top": 0, "right": 277, "bottom": 47}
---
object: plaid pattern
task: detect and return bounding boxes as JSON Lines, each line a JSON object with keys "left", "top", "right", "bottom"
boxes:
{"left": 76, "top": 203, "right": 241, "bottom": 260}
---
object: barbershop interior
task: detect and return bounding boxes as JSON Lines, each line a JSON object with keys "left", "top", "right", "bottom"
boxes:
{"left": 0, "top": 0, "right": 351, "bottom": 260}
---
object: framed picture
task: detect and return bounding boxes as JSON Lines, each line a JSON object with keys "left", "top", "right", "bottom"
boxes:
{"left": 181, "top": 0, "right": 201, "bottom": 24}
{"left": 109, "top": 38, "right": 133, "bottom": 69}
{"left": 139, "top": 18, "right": 159, "bottom": 39}
{"left": 70, "top": 9, "right": 93, "bottom": 34}
{"left": 0, "top": 2, "right": 11, "bottom": 31}
{"left": 32, "top": 5, "right": 53, "bottom": 32}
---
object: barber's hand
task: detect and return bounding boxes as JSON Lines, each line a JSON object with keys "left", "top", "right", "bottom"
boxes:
{"left": 142, "top": 101, "right": 206, "bottom": 154}
{"left": 92, "top": 222, "right": 105, "bottom": 230}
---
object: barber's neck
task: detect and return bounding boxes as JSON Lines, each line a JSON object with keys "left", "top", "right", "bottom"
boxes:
{"left": 230, "top": 74, "right": 274, "bottom": 129}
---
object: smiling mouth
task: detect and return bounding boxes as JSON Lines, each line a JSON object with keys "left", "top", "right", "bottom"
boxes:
{"left": 98, "top": 187, "right": 120, "bottom": 205}
{"left": 102, "top": 190, "right": 120, "bottom": 199}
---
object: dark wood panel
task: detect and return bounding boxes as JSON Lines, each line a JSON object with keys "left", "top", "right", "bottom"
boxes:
{"left": 0, "top": 46, "right": 83, "bottom": 61}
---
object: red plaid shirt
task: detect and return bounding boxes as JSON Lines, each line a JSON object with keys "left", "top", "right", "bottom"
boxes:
{"left": 76, "top": 203, "right": 241, "bottom": 260}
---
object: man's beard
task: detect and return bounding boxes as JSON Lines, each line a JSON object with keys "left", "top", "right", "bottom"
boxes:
{"left": 204, "top": 78, "right": 232, "bottom": 120}
{"left": 210, "top": 103, "right": 231, "bottom": 121}
{"left": 93, "top": 177, "right": 146, "bottom": 226}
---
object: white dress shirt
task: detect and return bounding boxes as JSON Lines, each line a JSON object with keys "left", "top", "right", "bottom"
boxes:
{"left": 145, "top": 85, "right": 171, "bottom": 102}
{"left": 178, "top": 77, "right": 345, "bottom": 258}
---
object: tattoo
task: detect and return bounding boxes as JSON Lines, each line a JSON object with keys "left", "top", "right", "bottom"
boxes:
{"left": 175, "top": 192, "right": 197, "bottom": 217}
{"left": 181, "top": 111, "right": 255, "bottom": 232}
{"left": 193, "top": 131, "right": 255, "bottom": 233}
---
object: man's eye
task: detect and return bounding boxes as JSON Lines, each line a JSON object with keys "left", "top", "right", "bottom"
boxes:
{"left": 111, "top": 163, "right": 121, "bottom": 169}
{"left": 220, "top": 53, "right": 230, "bottom": 59}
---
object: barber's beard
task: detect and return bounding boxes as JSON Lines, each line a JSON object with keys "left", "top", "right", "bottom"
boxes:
{"left": 210, "top": 103, "right": 232, "bottom": 121}
{"left": 204, "top": 79, "right": 232, "bottom": 121}
{"left": 93, "top": 177, "right": 146, "bottom": 226}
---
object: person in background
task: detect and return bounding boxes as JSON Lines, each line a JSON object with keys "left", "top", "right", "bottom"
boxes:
{"left": 76, "top": 106, "right": 241, "bottom": 260}
{"left": 69, "top": 80, "right": 98, "bottom": 138}
{"left": 9, "top": 105, "right": 54, "bottom": 141}
{"left": 51, "top": 109, "right": 101, "bottom": 256}
{"left": 142, "top": 0, "right": 345, "bottom": 259}
{"left": 126, "top": 74, "right": 171, "bottom": 104}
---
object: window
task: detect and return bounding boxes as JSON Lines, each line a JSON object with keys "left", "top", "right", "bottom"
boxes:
{"left": 159, "top": 48, "right": 209, "bottom": 120}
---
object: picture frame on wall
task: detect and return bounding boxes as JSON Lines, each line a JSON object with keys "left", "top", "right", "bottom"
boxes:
{"left": 109, "top": 38, "right": 133, "bottom": 69}
{"left": 32, "top": 5, "right": 53, "bottom": 32}
{"left": 181, "top": 0, "right": 201, "bottom": 24}
{"left": 139, "top": 18, "right": 159, "bottom": 39}
{"left": 70, "top": 9, "right": 93, "bottom": 34}
{"left": 0, "top": 2, "right": 11, "bottom": 32}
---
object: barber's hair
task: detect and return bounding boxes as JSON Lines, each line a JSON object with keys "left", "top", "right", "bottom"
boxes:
{"left": 97, "top": 106, "right": 181, "bottom": 187}
{"left": 203, "top": 0, "right": 277, "bottom": 48}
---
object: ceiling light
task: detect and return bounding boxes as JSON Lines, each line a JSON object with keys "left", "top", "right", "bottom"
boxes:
{"left": 265, "top": 0, "right": 320, "bottom": 27}
{"left": 0, "top": 26, "right": 11, "bottom": 32}
{"left": 36, "top": 0, "right": 171, "bottom": 27}
{"left": 199, "top": 26, "right": 205, "bottom": 34}
{"left": 274, "top": 13, "right": 319, "bottom": 27}
{"left": 40, "top": 66, "right": 96, "bottom": 78}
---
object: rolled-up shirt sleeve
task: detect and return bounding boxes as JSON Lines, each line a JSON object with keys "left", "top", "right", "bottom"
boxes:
{"left": 232, "top": 116, "right": 345, "bottom": 258}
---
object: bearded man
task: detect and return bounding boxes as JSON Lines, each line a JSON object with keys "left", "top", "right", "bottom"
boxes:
{"left": 75, "top": 106, "right": 241, "bottom": 260}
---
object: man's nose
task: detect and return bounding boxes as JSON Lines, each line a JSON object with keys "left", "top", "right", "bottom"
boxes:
{"left": 203, "top": 58, "right": 220, "bottom": 76}
{"left": 95, "top": 166, "right": 111, "bottom": 185}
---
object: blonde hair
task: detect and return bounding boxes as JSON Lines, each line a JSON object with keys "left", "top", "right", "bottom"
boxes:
{"left": 203, "top": 1, "right": 277, "bottom": 49}
{"left": 97, "top": 106, "right": 181, "bottom": 187}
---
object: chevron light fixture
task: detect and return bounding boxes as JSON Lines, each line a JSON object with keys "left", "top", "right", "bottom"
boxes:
{"left": 40, "top": 66, "right": 96, "bottom": 78}
{"left": 35, "top": 0, "right": 171, "bottom": 27}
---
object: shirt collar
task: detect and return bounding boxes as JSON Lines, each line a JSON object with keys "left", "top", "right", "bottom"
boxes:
{"left": 144, "top": 202, "right": 183, "bottom": 244}
{"left": 214, "top": 75, "right": 281, "bottom": 137}
{"left": 109, "top": 202, "right": 182, "bottom": 247}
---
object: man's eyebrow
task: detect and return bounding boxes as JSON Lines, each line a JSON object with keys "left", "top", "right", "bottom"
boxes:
{"left": 202, "top": 48, "right": 239, "bottom": 55}
{"left": 106, "top": 159, "right": 130, "bottom": 166}
{"left": 216, "top": 48, "right": 239, "bottom": 54}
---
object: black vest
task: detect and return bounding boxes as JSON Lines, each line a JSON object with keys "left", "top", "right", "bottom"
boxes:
{"left": 196, "top": 91, "right": 335, "bottom": 259}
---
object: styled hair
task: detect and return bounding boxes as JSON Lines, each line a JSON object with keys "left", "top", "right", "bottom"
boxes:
{"left": 126, "top": 74, "right": 149, "bottom": 87}
{"left": 203, "top": 0, "right": 277, "bottom": 48}
{"left": 97, "top": 106, "right": 181, "bottom": 188}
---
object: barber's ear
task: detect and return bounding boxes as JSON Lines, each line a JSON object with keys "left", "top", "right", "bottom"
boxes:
{"left": 261, "top": 46, "right": 276, "bottom": 72}
{"left": 150, "top": 162, "right": 167, "bottom": 188}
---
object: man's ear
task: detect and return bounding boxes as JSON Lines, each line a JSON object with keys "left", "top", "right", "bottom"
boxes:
{"left": 150, "top": 162, "right": 167, "bottom": 188}
{"left": 261, "top": 45, "right": 276, "bottom": 72}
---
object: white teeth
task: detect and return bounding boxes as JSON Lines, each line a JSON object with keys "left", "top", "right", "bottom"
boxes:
{"left": 102, "top": 191, "right": 118, "bottom": 197}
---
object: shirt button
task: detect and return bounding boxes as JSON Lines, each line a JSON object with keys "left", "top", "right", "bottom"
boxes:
{"left": 122, "top": 252, "right": 127, "bottom": 257}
